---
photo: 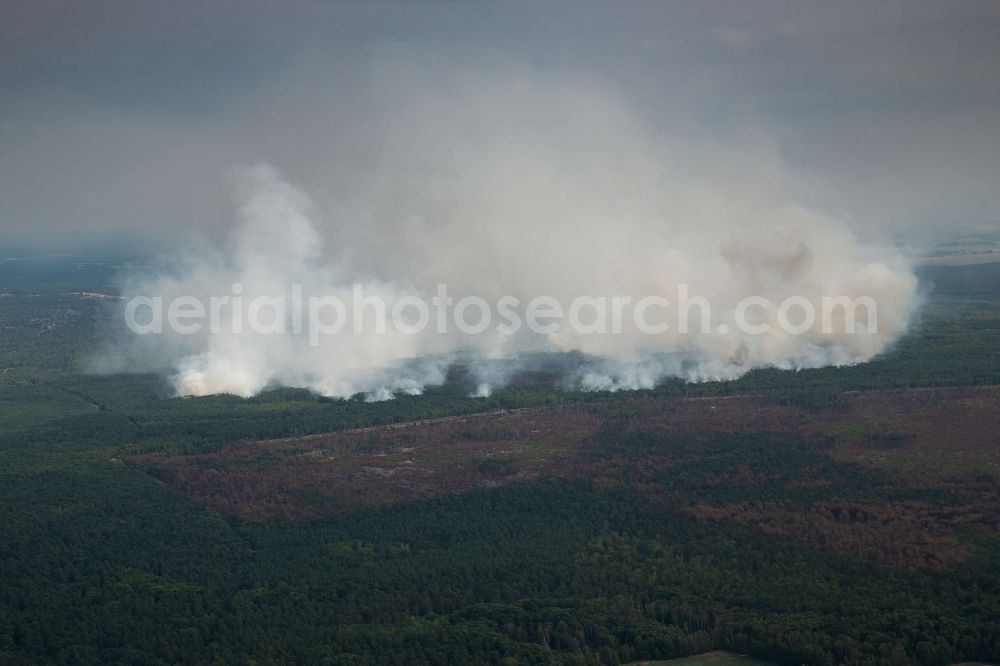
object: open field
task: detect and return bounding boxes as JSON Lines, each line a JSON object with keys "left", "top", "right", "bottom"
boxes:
{"left": 129, "top": 385, "right": 1000, "bottom": 571}
{"left": 131, "top": 405, "right": 600, "bottom": 520}
{"left": 633, "top": 650, "right": 775, "bottom": 665}
{"left": 130, "top": 385, "right": 1000, "bottom": 505}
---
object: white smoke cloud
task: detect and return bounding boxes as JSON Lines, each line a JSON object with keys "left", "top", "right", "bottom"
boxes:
{"left": 114, "top": 72, "right": 919, "bottom": 399}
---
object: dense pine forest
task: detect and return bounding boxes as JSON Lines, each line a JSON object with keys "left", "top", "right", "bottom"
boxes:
{"left": 1, "top": 256, "right": 999, "bottom": 665}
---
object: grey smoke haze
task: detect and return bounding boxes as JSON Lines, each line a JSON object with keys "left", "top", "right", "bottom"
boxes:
{"left": 3, "top": 1, "right": 996, "bottom": 396}
{"left": 108, "top": 73, "right": 918, "bottom": 398}
{"left": 2, "top": 1, "right": 1000, "bottom": 239}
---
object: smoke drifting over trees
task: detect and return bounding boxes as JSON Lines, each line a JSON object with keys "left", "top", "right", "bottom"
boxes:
{"left": 110, "top": 74, "right": 919, "bottom": 399}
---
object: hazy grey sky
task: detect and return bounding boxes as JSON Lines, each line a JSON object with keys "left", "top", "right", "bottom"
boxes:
{"left": 2, "top": 1, "right": 999, "bottom": 243}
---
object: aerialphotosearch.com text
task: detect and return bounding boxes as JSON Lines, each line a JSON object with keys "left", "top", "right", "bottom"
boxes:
{"left": 124, "top": 283, "right": 879, "bottom": 345}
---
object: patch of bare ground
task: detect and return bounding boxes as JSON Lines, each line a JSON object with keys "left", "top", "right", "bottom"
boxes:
{"left": 824, "top": 386, "right": 1000, "bottom": 476}
{"left": 128, "top": 386, "right": 1000, "bottom": 571}
{"left": 131, "top": 406, "right": 600, "bottom": 521}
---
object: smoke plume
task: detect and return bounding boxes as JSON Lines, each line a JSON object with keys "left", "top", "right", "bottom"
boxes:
{"left": 113, "top": 74, "right": 919, "bottom": 399}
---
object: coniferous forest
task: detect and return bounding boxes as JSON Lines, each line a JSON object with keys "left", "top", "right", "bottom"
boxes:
{"left": 1, "top": 256, "right": 999, "bottom": 665}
